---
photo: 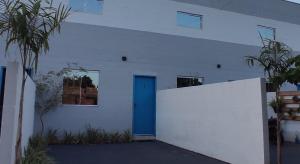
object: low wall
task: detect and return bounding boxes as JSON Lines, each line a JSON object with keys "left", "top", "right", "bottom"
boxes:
{"left": 0, "top": 62, "right": 36, "bottom": 164}
{"left": 22, "top": 72, "right": 36, "bottom": 150}
{"left": 156, "top": 78, "right": 269, "bottom": 164}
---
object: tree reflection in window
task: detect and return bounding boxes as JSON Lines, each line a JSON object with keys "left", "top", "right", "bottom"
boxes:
{"left": 63, "top": 70, "right": 99, "bottom": 105}
{"left": 177, "top": 76, "right": 204, "bottom": 88}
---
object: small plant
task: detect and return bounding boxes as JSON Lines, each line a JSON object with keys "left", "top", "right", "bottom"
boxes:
{"left": 62, "top": 131, "right": 76, "bottom": 145}
{"left": 22, "top": 135, "right": 54, "bottom": 164}
{"left": 41, "top": 127, "right": 134, "bottom": 145}
{"left": 121, "top": 130, "right": 133, "bottom": 143}
{"left": 86, "top": 126, "right": 100, "bottom": 144}
{"left": 109, "top": 132, "right": 121, "bottom": 144}
{"left": 46, "top": 129, "right": 60, "bottom": 145}
{"left": 102, "top": 130, "right": 110, "bottom": 144}
{"left": 75, "top": 132, "right": 87, "bottom": 145}
{"left": 269, "top": 98, "right": 285, "bottom": 114}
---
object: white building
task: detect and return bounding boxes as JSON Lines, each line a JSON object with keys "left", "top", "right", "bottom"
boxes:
{"left": 1, "top": 0, "right": 300, "bottom": 139}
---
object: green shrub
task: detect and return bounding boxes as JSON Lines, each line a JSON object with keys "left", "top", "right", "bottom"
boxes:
{"left": 28, "top": 135, "right": 48, "bottom": 150}
{"left": 86, "top": 126, "right": 100, "bottom": 144}
{"left": 62, "top": 131, "right": 76, "bottom": 144}
{"left": 121, "top": 130, "right": 133, "bottom": 143}
{"left": 44, "top": 127, "right": 134, "bottom": 145}
{"left": 46, "top": 129, "right": 60, "bottom": 145}
{"left": 102, "top": 130, "right": 110, "bottom": 144}
{"left": 109, "top": 132, "right": 121, "bottom": 143}
{"left": 75, "top": 132, "right": 87, "bottom": 145}
{"left": 22, "top": 135, "right": 54, "bottom": 164}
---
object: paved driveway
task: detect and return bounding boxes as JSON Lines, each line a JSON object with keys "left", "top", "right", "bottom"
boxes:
{"left": 48, "top": 141, "right": 300, "bottom": 164}
{"left": 48, "top": 141, "right": 227, "bottom": 164}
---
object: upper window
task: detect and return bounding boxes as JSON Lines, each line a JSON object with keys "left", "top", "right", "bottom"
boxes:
{"left": 69, "top": 0, "right": 103, "bottom": 14}
{"left": 63, "top": 70, "right": 99, "bottom": 105}
{"left": 177, "top": 76, "right": 204, "bottom": 88}
{"left": 257, "top": 25, "right": 275, "bottom": 40}
{"left": 177, "top": 11, "right": 202, "bottom": 29}
{"left": 285, "top": 0, "right": 300, "bottom": 4}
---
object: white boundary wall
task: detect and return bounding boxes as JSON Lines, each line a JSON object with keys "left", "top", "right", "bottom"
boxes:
{"left": 0, "top": 62, "right": 36, "bottom": 164}
{"left": 156, "top": 78, "right": 269, "bottom": 164}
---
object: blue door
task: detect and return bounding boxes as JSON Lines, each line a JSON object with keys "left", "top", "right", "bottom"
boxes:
{"left": 0, "top": 66, "right": 6, "bottom": 134}
{"left": 133, "top": 76, "right": 156, "bottom": 136}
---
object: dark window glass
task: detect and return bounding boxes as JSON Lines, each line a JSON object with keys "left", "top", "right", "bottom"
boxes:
{"left": 177, "top": 76, "right": 204, "bottom": 88}
{"left": 63, "top": 70, "right": 99, "bottom": 105}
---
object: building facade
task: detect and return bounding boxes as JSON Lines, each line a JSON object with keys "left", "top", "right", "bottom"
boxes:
{"left": 1, "top": 0, "right": 300, "bottom": 137}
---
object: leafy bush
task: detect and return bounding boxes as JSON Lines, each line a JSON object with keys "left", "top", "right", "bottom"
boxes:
{"left": 86, "top": 126, "right": 100, "bottom": 144}
{"left": 46, "top": 129, "right": 60, "bottom": 145}
{"left": 102, "top": 130, "right": 110, "bottom": 144}
{"left": 22, "top": 135, "right": 54, "bottom": 164}
{"left": 46, "top": 127, "right": 133, "bottom": 145}
{"left": 63, "top": 131, "right": 76, "bottom": 144}
{"left": 75, "top": 132, "right": 87, "bottom": 145}
{"left": 121, "top": 130, "right": 133, "bottom": 143}
{"left": 109, "top": 132, "right": 121, "bottom": 144}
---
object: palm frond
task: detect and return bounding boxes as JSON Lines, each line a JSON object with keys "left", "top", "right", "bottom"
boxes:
{"left": 0, "top": 0, "right": 70, "bottom": 71}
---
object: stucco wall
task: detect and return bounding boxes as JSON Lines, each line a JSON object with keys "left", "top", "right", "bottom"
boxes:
{"left": 0, "top": 62, "right": 36, "bottom": 164}
{"left": 52, "top": 0, "right": 300, "bottom": 51}
{"left": 28, "top": 23, "right": 267, "bottom": 134}
{"left": 21, "top": 73, "right": 36, "bottom": 151}
{"left": 156, "top": 78, "right": 269, "bottom": 164}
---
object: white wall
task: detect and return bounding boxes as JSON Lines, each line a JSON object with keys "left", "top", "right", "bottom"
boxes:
{"left": 21, "top": 74, "right": 36, "bottom": 151}
{"left": 54, "top": 0, "right": 300, "bottom": 51}
{"left": 156, "top": 78, "right": 269, "bottom": 164}
{"left": 0, "top": 62, "right": 36, "bottom": 164}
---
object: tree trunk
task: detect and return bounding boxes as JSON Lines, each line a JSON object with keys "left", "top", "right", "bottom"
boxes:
{"left": 275, "top": 89, "right": 282, "bottom": 164}
{"left": 39, "top": 114, "right": 44, "bottom": 136}
{"left": 276, "top": 116, "right": 282, "bottom": 164}
{"left": 15, "top": 69, "right": 26, "bottom": 164}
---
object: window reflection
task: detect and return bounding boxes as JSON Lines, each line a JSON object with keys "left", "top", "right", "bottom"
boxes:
{"left": 177, "top": 11, "right": 202, "bottom": 29}
{"left": 257, "top": 25, "right": 275, "bottom": 40}
{"left": 177, "top": 76, "right": 204, "bottom": 88}
{"left": 69, "top": 0, "right": 103, "bottom": 14}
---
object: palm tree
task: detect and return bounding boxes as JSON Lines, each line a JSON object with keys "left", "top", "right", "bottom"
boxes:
{"left": 245, "top": 39, "right": 294, "bottom": 164}
{"left": 0, "top": 0, "right": 70, "bottom": 163}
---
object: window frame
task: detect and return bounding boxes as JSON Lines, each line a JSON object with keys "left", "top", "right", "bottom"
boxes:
{"left": 257, "top": 25, "right": 276, "bottom": 41}
{"left": 62, "top": 69, "right": 100, "bottom": 107}
{"left": 69, "top": 0, "right": 104, "bottom": 15}
{"left": 176, "top": 11, "right": 203, "bottom": 30}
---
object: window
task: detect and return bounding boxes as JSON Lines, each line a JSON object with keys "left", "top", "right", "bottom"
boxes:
{"left": 285, "top": 0, "right": 300, "bottom": 4}
{"left": 177, "top": 11, "right": 202, "bottom": 29}
{"left": 177, "top": 76, "right": 204, "bottom": 88}
{"left": 63, "top": 70, "right": 99, "bottom": 105}
{"left": 257, "top": 25, "right": 275, "bottom": 40}
{"left": 69, "top": 0, "right": 103, "bottom": 14}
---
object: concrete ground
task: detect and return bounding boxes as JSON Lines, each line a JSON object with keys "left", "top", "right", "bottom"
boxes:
{"left": 270, "top": 143, "right": 300, "bottom": 164}
{"left": 48, "top": 141, "right": 300, "bottom": 164}
{"left": 48, "top": 141, "right": 227, "bottom": 164}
